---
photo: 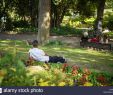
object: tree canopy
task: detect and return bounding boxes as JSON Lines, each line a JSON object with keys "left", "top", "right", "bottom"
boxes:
{"left": 0, "top": 0, "right": 113, "bottom": 38}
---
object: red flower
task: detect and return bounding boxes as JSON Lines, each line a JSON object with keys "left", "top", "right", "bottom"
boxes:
{"left": 62, "top": 63, "right": 68, "bottom": 72}
{"left": 97, "top": 75, "right": 106, "bottom": 83}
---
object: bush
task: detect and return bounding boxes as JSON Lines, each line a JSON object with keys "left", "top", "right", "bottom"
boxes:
{"left": 51, "top": 26, "right": 83, "bottom": 36}
{"left": 13, "top": 20, "right": 30, "bottom": 28}
{"left": 107, "top": 20, "right": 113, "bottom": 30}
{"left": 14, "top": 27, "right": 38, "bottom": 33}
{"left": 5, "top": 17, "right": 13, "bottom": 31}
{"left": 104, "top": 14, "right": 113, "bottom": 30}
{"left": 0, "top": 53, "right": 33, "bottom": 86}
{"left": 62, "top": 16, "right": 95, "bottom": 28}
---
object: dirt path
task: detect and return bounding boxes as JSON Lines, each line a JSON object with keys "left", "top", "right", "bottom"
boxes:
{"left": 0, "top": 33, "right": 81, "bottom": 47}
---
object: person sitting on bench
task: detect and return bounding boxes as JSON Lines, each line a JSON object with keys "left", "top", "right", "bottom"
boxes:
{"left": 88, "top": 35, "right": 99, "bottom": 43}
{"left": 28, "top": 40, "right": 67, "bottom": 64}
{"left": 81, "top": 32, "right": 89, "bottom": 42}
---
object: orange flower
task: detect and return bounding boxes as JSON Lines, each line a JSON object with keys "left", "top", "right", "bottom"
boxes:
{"left": 72, "top": 65, "right": 79, "bottom": 71}
{"left": 83, "top": 68, "right": 91, "bottom": 75}
{"left": 72, "top": 70, "right": 78, "bottom": 76}
{"left": 82, "top": 74, "right": 88, "bottom": 80}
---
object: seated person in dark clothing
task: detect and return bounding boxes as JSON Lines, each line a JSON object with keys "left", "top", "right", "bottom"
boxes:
{"left": 81, "top": 36, "right": 88, "bottom": 42}
{"left": 28, "top": 40, "right": 67, "bottom": 64}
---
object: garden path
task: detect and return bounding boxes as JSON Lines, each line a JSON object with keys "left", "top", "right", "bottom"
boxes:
{"left": 0, "top": 33, "right": 81, "bottom": 47}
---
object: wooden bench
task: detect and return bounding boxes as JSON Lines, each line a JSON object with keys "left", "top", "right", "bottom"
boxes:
{"left": 80, "top": 41, "right": 112, "bottom": 51}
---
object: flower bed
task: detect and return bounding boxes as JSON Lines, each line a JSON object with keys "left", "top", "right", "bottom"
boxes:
{"left": 0, "top": 53, "right": 113, "bottom": 86}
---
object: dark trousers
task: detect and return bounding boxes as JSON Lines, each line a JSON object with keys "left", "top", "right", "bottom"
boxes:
{"left": 48, "top": 56, "right": 66, "bottom": 63}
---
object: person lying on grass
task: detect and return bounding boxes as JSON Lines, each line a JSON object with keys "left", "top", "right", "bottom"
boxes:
{"left": 28, "top": 40, "right": 67, "bottom": 64}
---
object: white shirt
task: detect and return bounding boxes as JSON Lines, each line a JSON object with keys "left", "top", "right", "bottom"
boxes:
{"left": 29, "top": 48, "right": 49, "bottom": 62}
{"left": 98, "top": 21, "right": 102, "bottom": 32}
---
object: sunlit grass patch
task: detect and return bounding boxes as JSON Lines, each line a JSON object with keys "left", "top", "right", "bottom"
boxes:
{"left": 0, "top": 40, "right": 113, "bottom": 74}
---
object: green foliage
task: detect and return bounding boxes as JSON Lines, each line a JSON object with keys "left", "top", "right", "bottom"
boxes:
{"left": 52, "top": 0, "right": 62, "bottom": 5}
{"left": 0, "top": 53, "right": 33, "bottom": 86}
{"left": 13, "top": 20, "right": 30, "bottom": 28}
{"left": 88, "top": 72, "right": 100, "bottom": 86}
{"left": 76, "top": 0, "right": 96, "bottom": 17}
{"left": 1, "top": 0, "right": 112, "bottom": 32}
{"left": 62, "top": 16, "right": 95, "bottom": 28}
{"left": 14, "top": 27, "right": 38, "bottom": 33}
{"left": 0, "top": 53, "right": 15, "bottom": 69}
{"left": 88, "top": 72, "right": 113, "bottom": 86}
{"left": 5, "top": 16, "right": 13, "bottom": 31}
{"left": 51, "top": 26, "right": 83, "bottom": 36}
{"left": 106, "top": 17, "right": 113, "bottom": 30}
{"left": 104, "top": 13, "right": 113, "bottom": 30}
{"left": 106, "top": 0, "right": 113, "bottom": 8}
{"left": 107, "top": 31, "right": 113, "bottom": 37}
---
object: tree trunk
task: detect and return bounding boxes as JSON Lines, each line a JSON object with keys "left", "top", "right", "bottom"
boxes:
{"left": 38, "top": 0, "right": 51, "bottom": 44}
{"left": 94, "top": 0, "right": 106, "bottom": 36}
{"left": 51, "top": 0, "right": 69, "bottom": 28}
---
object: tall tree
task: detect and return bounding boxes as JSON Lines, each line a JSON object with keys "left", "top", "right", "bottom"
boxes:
{"left": 94, "top": 0, "right": 106, "bottom": 36}
{"left": 38, "top": 0, "right": 51, "bottom": 44}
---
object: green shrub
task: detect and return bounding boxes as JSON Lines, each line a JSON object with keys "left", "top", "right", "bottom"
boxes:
{"left": 107, "top": 20, "right": 113, "bottom": 30}
{"left": 0, "top": 53, "right": 33, "bottom": 86}
{"left": 104, "top": 14, "right": 113, "bottom": 30}
{"left": 14, "top": 27, "right": 38, "bottom": 33}
{"left": 13, "top": 20, "right": 30, "bottom": 28}
{"left": 5, "top": 17, "right": 13, "bottom": 31}
{"left": 62, "top": 16, "right": 95, "bottom": 28}
{"left": 51, "top": 26, "right": 83, "bottom": 36}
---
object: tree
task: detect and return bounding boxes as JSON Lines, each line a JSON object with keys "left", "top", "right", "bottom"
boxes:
{"left": 94, "top": 0, "right": 106, "bottom": 36}
{"left": 38, "top": 0, "right": 51, "bottom": 44}
{"left": 51, "top": 0, "right": 77, "bottom": 27}
{"left": 76, "top": 0, "right": 96, "bottom": 17}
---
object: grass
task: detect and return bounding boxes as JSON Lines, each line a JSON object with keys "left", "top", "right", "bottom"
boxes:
{"left": 0, "top": 40, "right": 113, "bottom": 75}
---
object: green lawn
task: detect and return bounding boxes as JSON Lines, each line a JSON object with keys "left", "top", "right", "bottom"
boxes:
{"left": 0, "top": 40, "right": 113, "bottom": 75}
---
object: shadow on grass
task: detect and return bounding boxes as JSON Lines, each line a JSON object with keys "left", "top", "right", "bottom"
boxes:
{"left": 0, "top": 40, "right": 113, "bottom": 74}
{"left": 43, "top": 46, "right": 113, "bottom": 74}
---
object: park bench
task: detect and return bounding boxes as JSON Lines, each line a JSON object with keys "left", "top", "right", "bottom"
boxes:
{"left": 80, "top": 41, "right": 112, "bottom": 51}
